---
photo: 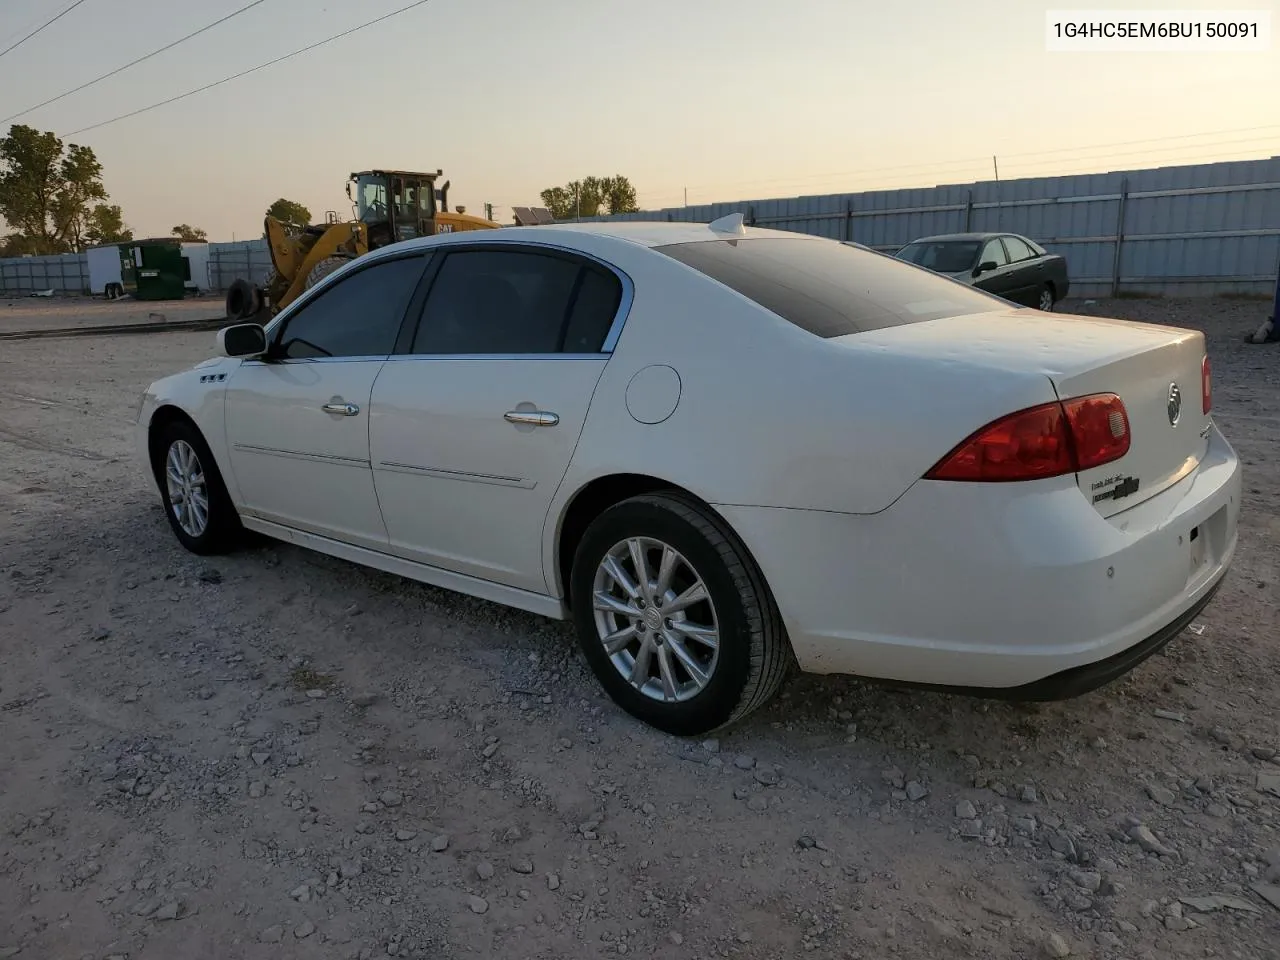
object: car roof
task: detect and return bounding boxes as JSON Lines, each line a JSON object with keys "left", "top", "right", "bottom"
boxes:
{"left": 380, "top": 220, "right": 819, "bottom": 255}
{"left": 906, "top": 232, "right": 1010, "bottom": 243}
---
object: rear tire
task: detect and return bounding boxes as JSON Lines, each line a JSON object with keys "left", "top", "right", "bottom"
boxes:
{"left": 304, "top": 255, "right": 351, "bottom": 291}
{"left": 153, "top": 419, "right": 242, "bottom": 555}
{"left": 569, "top": 492, "right": 791, "bottom": 736}
{"left": 1037, "top": 283, "right": 1055, "bottom": 312}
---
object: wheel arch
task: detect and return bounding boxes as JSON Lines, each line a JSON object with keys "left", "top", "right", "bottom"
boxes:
{"left": 552, "top": 473, "right": 770, "bottom": 614}
{"left": 146, "top": 403, "right": 202, "bottom": 485}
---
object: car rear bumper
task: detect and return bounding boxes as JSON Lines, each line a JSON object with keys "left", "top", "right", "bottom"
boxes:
{"left": 713, "top": 422, "right": 1240, "bottom": 694}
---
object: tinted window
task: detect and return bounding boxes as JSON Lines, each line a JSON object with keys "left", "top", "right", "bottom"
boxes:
{"left": 413, "top": 249, "right": 618, "bottom": 354}
{"left": 656, "top": 238, "right": 1003, "bottom": 337}
{"left": 276, "top": 255, "right": 424, "bottom": 359}
{"left": 895, "top": 240, "right": 980, "bottom": 273}
{"left": 1002, "top": 236, "right": 1035, "bottom": 262}
{"left": 563, "top": 266, "right": 623, "bottom": 352}
{"left": 980, "top": 239, "right": 1009, "bottom": 267}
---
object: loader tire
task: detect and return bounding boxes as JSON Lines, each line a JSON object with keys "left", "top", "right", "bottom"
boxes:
{"left": 225, "top": 279, "right": 261, "bottom": 320}
{"left": 304, "top": 255, "right": 351, "bottom": 292}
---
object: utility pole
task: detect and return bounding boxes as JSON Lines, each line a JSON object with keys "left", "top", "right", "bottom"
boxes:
{"left": 574, "top": 183, "right": 581, "bottom": 220}
{"left": 484, "top": 202, "right": 493, "bottom": 221}
{"left": 992, "top": 155, "right": 1001, "bottom": 229}
{"left": 684, "top": 186, "right": 688, "bottom": 207}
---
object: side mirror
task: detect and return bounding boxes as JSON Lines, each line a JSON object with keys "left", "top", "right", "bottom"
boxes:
{"left": 975, "top": 260, "right": 998, "bottom": 276}
{"left": 217, "top": 323, "right": 268, "bottom": 359}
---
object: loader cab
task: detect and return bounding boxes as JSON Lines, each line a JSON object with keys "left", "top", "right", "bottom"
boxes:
{"left": 348, "top": 169, "right": 446, "bottom": 251}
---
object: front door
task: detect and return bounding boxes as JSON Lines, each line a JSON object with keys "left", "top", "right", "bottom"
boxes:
{"left": 370, "top": 246, "right": 626, "bottom": 594}
{"left": 224, "top": 253, "right": 429, "bottom": 549}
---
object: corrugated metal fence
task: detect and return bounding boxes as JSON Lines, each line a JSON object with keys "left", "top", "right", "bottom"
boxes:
{"left": 566, "top": 156, "right": 1280, "bottom": 298}
{"left": 206, "top": 239, "right": 274, "bottom": 291}
{"left": 0, "top": 239, "right": 275, "bottom": 296}
{"left": 0, "top": 253, "right": 90, "bottom": 294}
{"left": 3, "top": 157, "right": 1277, "bottom": 298}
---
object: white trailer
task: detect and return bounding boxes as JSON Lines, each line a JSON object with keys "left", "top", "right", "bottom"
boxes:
{"left": 86, "top": 244, "right": 132, "bottom": 298}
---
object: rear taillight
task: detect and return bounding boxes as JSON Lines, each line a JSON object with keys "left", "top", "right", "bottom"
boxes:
{"left": 1201, "top": 355, "right": 1212, "bottom": 414}
{"left": 1063, "top": 393, "right": 1131, "bottom": 469}
{"left": 926, "top": 393, "right": 1130, "bottom": 482}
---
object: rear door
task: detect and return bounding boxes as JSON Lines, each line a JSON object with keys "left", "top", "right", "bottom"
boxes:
{"left": 999, "top": 235, "right": 1042, "bottom": 306}
{"left": 369, "top": 245, "right": 627, "bottom": 594}
{"left": 971, "top": 238, "right": 1018, "bottom": 302}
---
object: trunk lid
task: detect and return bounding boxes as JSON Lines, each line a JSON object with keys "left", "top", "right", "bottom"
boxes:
{"left": 841, "top": 309, "right": 1210, "bottom": 515}
{"left": 1051, "top": 321, "right": 1208, "bottom": 517}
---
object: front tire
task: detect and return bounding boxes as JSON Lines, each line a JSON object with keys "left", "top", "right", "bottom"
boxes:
{"left": 153, "top": 419, "right": 241, "bottom": 555}
{"left": 569, "top": 492, "right": 791, "bottom": 736}
{"left": 304, "top": 255, "right": 351, "bottom": 291}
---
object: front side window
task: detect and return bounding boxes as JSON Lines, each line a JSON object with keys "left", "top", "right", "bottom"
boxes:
{"left": 275, "top": 255, "right": 426, "bottom": 359}
{"left": 656, "top": 237, "right": 1003, "bottom": 338}
{"left": 355, "top": 175, "right": 388, "bottom": 224}
{"left": 411, "top": 249, "right": 623, "bottom": 355}
{"left": 895, "top": 239, "right": 981, "bottom": 273}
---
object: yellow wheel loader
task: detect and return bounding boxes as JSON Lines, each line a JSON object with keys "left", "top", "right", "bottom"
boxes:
{"left": 225, "top": 169, "right": 502, "bottom": 321}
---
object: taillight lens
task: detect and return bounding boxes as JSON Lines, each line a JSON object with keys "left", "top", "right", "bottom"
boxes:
{"left": 926, "top": 393, "right": 1130, "bottom": 482}
{"left": 1201, "top": 355, "right": 1212, "bottom": 414}
{"left": 1063, "top": 393, "right": 1130, "bottom": 469}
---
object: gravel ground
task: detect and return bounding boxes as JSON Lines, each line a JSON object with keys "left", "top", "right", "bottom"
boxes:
{"left": 0, "top": 296, "right": 223, "bottom": 336}
{"left": 1, "top": 297, "right": 1278, "bottom": 960}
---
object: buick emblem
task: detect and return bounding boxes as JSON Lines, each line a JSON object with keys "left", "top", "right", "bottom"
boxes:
{"left": 1167, "top": 382, "right": 1182, "bottom": 426}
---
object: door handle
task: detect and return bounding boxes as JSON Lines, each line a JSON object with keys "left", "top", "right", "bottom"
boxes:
{"left": 322, "top": 401, "right": 360, "bottom": 417}
{"left": 504, "top": 410, "right": 559, "bottom": 427}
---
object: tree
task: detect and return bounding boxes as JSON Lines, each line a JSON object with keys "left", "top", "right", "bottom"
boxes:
{"left": 265, "top": 198, "right": 312, "bottom": 232}
{"left": 171, "top": 224, "right": 207, "bottom": 242}
{"left": 538, "top": 186, "right": 574, "bottom": 220}
{"left": 538, "top": 174, "right": 639, "bottom": 219}
{"left": 84, "top": 204, "right": 132, "bottom": 245}
{"left": 600, "top": 175, "right": 639, "bottom": 215}
{"left": 0, "top": 123, "right": 122, "bottom": 254}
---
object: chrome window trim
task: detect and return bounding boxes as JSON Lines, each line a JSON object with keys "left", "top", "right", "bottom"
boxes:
{"left": 256, "top": 236, "right": 635, "bottom": 362}
{"left": 383, "top": 353, "right": 610, "bottom": 363}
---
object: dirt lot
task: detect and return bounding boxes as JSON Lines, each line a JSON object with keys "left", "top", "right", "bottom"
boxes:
{"left": 1, "top": 297, "right": 1278, "bottom": 960}
{"left": 0, "top": 296, "right": 224, "bottom": 337}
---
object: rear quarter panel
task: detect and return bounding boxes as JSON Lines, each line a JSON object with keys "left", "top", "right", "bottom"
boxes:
{"left": 539, "top": 235, "right": 1060, "bottom": 590}
{"left": 1049, "top": 255, "right": 1070, "bottom": 298}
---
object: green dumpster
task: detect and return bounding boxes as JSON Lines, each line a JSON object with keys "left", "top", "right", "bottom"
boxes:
{"left": 130, "top": 240, "right": 187, "bottom": 301}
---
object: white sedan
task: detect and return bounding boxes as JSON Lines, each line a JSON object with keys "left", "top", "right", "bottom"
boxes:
{"left": 137, "top": 215, "right": 1241, "bottom": 736}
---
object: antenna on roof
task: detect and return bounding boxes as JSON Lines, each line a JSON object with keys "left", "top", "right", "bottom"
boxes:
{"left": 708, "top": 212, "right": 746, "bottom": 236}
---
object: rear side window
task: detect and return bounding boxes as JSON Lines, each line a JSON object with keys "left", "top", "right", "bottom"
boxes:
{"left": 655, "top": 238, "right": 1003, "bottom": 338}
{"left": 1002, "top": 235, "right": 1036, "bottom": 262}
{"left": 562, "top": 265, "right": 623, "bottom": 352}
{"left": 411, "top": 249, "right": 622, "bottom": 355}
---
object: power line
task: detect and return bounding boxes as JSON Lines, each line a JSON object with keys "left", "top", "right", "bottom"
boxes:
{"left": 656, "top": 122, "right": 1280, "bottom": 200}
{"left": 62, "top": 0, "right": 433, "bottom": 137}
{"left": 3, "top": 0, "right": 270, "bottom": 125}
{"left": 0, "top": 0, "right": 91, "bottom": 61}
{"left": 634, "top": 136, "right": 1280, "bottom": 209}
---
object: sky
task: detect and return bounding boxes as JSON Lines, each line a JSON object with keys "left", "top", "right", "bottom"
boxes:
{"left": 0, "top": 0, "right": 1277, "bottom": 241}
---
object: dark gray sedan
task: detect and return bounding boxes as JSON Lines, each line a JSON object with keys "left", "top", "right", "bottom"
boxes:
{"left": 892, "top": 232, "right": 1069, "bottom": 311}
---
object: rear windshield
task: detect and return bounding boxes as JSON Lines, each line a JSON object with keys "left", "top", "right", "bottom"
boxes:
{"left": 655, "top": 237, "right": 1002, "bottom": 338}
{"left": 895, "top": 239, "right": 981, "bottom": 273}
